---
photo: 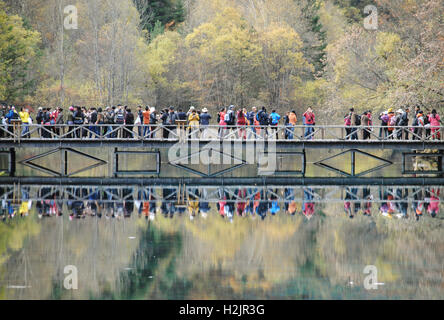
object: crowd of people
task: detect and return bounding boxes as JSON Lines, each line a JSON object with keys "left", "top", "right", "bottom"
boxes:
{"left": 345, "top": 106, "right": 442, "bottom": 140}
{"left": 0, "top": 103, "right": 441, "bottom": 140}
{"left": 1, "top": 186, "right": 439, "bottom": 222}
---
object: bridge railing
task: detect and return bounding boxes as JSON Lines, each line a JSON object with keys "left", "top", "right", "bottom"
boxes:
{"left": 0, "top": 123, "right": 442, "bottom": 142}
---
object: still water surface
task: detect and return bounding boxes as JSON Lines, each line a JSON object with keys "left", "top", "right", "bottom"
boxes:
{"left": 0, "top": 184, "right": 442, "bottom": 300}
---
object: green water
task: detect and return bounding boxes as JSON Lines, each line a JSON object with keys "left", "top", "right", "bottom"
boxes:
{"left": 0, "top": 147, "right": 442, "bottom": 300}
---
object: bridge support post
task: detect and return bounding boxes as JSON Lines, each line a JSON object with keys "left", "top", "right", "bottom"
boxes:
{"left": 9, "top": 148, "right": 15, "bottom": 177}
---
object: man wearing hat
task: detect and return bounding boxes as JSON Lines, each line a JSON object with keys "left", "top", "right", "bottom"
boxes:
{"left": 200, "top": 108, "right": 212, "bottom": 139}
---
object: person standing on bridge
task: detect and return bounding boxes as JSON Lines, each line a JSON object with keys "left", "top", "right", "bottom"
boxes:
{"left": 246, "top": 107, "right": 257, "bottom": 140}
{"left": 200, "top": 108, "right": 212, "bottom": 139}
{"left": 142, "top": 106, "right": 151, "bottom": 138}
{"left": 41, "top": 108, "right": 52, "bottom": 138}
{"left": 378, "top": 111, "right": 389, "bottom": 139}
{"left": 398, "top": 107, "right": 410, "bottom": 140}
{"left": 361, "top": 111, "right": 371, "bottom": 140}
{"left": 136, "top": 106, "right": 144, "bottom": 138}
{"left": 428, "top": 109, "right": 441, "bottom": 140}
{"left": 225, "top": 105, "right": 236, "bottom": 137}
{"left": 5, "top": 106, "right": 20, "bottom": 138}
{"left": 124, "top": 108, "right": 135, "bottom": 138}
{"left": 218, "top": 107, "right": 227, "bottom": 139}
{"left": 188, "top": 108, "right": 200, "bottom": 139}
{"left": 165, "top": 107, "right": 178, "bottom": 140}
{"left": 236, "top": 108, "right": 247, "bottom": 140}
{"left": 19, "top": 107, "right": 30, "bottom": 138}
{"left": 287, "top": 110, "right": 297, "bottom": 140}
{"left": 66, "top": 106, "right": 74, "bottom": 138}
{"left": 149, "top": 107, "right": 157, "bottom": 139}
{"left": 114, "top": 105, "right": 125, "bottom": 138}
{"left": 88, "top": 108, "right": 98, "bottom": 138}
{"left": 302, "top": 107, "right": 315, "bottom": 140}
{"left": 54, "top": 107, "right": 64, "bottom": 137}
{"left": 104, "top": 107, "right": 114, "bottom": 138}
{"left": 387, "top": 108, "right": 396, "bottom": 139}
{"left": 349, "top": 108, "right": 359, "bottom": 140}
{"left": 256, "top": 107, "right": 269, "bottom": 139}
{"left": 269, "top": 109, "right": 281, "bottom": 140}
{"left": 412, "top": 111, "right": 425, "bottom": 140}
{"left": 73, "top": 106, "right": 85, "bottom": 138}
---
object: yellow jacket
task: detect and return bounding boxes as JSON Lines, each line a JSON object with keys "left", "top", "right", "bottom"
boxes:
{"left": 188, "top": 114, "right": 200, "bottom": 127}
{"left": 19, "top": 111, "right": 30, "bottom": 124}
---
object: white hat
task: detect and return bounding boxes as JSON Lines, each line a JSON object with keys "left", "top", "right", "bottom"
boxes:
{"left": 397, "top": 109, "right": 403, "bottom": 113}
{"left": 202, "top": 108, "right": 208, "bottom": 113}
{"left": 189, "top": 106, "right": 195, "bottom": 111}
{"left": 150, "top": 107, "right": 156, "bottom": 113}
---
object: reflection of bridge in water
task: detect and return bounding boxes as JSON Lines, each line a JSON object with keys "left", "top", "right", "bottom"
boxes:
{"left": 1, "top": 184, "right": 440, "bottom": 221}
{"left": 2, "top": 184, "right": 441, "bottom": 205}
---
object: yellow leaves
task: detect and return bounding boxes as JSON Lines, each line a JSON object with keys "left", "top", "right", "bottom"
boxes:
{"left": 375, "top": 32, "right": 402, "bottom": 60}
{"left": 145, "top": 31, "right": 181, "bottom": 85}
{"left": 295, "top": 79, "right": 329, "bottom": 106}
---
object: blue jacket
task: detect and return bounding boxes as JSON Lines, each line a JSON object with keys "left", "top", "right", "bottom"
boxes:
{"left": 5, "top": 110, "right": 19, "bottom": 123}
{"left": 269, "top": 112, "right": 281, "bottom": 125}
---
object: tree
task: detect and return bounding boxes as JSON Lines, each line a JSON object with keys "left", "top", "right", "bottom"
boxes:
{"left": 259, "top": 24, "right": 313, "bottom": 108}
{"left": 0, "top": 1, "right": 41, "bottom": 102}
{"left": 133, "top": 0, "right": 185, "bottom": 33}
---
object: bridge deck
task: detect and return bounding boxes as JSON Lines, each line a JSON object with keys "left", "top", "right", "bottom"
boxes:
{"left": 2, "top": 176, "right": 444, "bottom": 186}
{"left": 1, "top": 139, "right": 443, "bottom": 150}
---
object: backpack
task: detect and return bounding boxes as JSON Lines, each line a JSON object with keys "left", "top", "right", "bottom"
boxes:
{"left": 389, "top": 116, "right": 397, "bottom": 126}
{"left": 115, "top": 110, "right": 125, "bottom": 124}
{"left": 355, "top": 115, "right": 361, "bottom": 126}
{"left": 11, "top": 111, "right": 20, "bottom": 120}
{"left": 225, "top": 110, "right": 234, "bottom": 125}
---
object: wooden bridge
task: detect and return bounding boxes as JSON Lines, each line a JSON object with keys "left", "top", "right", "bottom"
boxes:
{"left": 1, "top": 124, "right": 443, "bottom": 150}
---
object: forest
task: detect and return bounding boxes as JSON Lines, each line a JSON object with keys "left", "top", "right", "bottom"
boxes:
{"left": 0, "top": 0, "right": 442, "bottom": 122}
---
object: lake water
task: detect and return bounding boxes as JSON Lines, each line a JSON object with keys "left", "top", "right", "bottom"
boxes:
{"left": 0, "top": 183, "right": 442, "bottom": 300}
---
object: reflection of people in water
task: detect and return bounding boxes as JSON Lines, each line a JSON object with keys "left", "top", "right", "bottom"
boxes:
{"left": 123, "top": 188, "right": 134, "bottom": 218}
{"left": 395, "top": 188, "right": 408, "bottom": 219}
{"left": 161, "top": 187, "right": 177, "bottom": 219}
{"left": 68, "top": 186, "right": 86, "bottom": 220}
{"left": 425, "top": 188, "right": 440, "bottom": 218}
{"left": 256, "top": 190, "right": 269, "bottom": 221}
{"left": 379, "top": 187, "right": 392, "bottom": 219}
{"left": 104, "top": 187, "right": 117, "bottom": 219}
{"left": 187, "top": 188, "right": 200, "bottom": 220}
{"left": 37, "top": 187, "right": 62, "bottom": 219}
{"left": 19, "top": 187, "right": 32, "bottom": 217}
{"left": 244, "top": 188, "right": 256, "bottom": 218}
{"left": 138, "top": 188, "right": 156, "bottom": 220}
{"left": 412, "top": 189, "right": 424, "bottom": 221}
{"left": 344, "top": 187, "right": 371, "bottom": 218}
{"left": 3, "top": 185, "right": 441, "bottom": 224}
{"left": 217, "top": 188, "right": 234, "bottom": 222}
{"left": 303, "top": 188, "right": 315, "bottom": 219}
{"left": 362, "top": 187, "right": 373, "bottom": 216}
{"left": 235, "top": 188, "right": 247, "bottom": 217}
{"left": 199, "top": 188, "right": 210, "bottom": 219}
{"left": 269, "top": 189, "right": 280, "bottom": 216}
{"left": 285, "top": 188, "right": 297, "bottom": 215}
{"left": 86, "top": 188, "right": 100, "bottom": 218}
